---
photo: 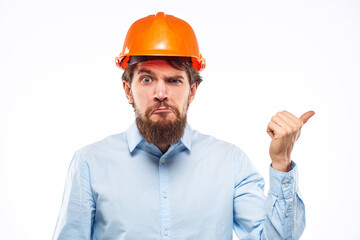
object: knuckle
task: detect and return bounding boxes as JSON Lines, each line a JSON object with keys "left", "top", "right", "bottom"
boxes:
{"left": 279, "top": 128, "right": 286, "bottom": 136}
{"left": 298, "top": 119, "right": 304, "bottom": 126}
{"left": 291, "top": 124, "right": 297, "bottom": 131}
{"left": 285, "top": 126, "right": 293, "bottom": 135}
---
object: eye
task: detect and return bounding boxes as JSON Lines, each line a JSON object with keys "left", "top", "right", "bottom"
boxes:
{"left": 141, "top": 77, "right": 152, "bottom": 84}
{"left": 168, "top": 78, "right": 182, "bottom": 84}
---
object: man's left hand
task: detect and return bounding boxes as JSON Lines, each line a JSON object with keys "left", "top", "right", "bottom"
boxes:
{"left": 267, "top": 110, "right": 315, "bottom": 172}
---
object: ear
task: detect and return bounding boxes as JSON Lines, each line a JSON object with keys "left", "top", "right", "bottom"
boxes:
{"left": 123, "top": 81, "right": 134, "bottom": 104}
{"left": 188, "top": 82, "right": 198, "bottom": 104}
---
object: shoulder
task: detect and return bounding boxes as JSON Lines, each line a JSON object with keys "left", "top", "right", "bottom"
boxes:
{"left": 75, "top": 131, "right": 128, "bottom": 160}
{"left": 190, "top": 129, "right": 246, "bottom": 157}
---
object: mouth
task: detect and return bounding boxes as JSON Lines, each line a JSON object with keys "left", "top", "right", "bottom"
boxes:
{"left": 151, "top": 107, "right": 174, "bottom": 115}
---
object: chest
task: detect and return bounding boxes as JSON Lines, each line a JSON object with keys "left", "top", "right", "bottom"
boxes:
{"left": 88, "top": 149, "right": 234, "bottom": 238}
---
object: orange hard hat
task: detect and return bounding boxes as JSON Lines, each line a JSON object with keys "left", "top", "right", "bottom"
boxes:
{"left": 115, "top": 12, "right": 206, "bottom": 72}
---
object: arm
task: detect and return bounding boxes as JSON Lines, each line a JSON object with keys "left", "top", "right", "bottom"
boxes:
{"left": 233, "top": 110, "right": 313, "bottom": 239}
{"left": 233, "top": 152, "right": 305, "bottom": 239}
{"left": 265, "top": 162, "right": 305, "bottom": 239}
{"left": 52, "top": 151, "right": 96, "bottom": 240}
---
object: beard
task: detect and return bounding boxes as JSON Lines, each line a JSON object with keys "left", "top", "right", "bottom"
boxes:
{"left": 135, "top": 102, "right": 187, "bottom": 146}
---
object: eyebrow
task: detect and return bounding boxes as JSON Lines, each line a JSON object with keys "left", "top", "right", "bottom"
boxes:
{"left": 136, "top": 68, "right": 185, "bottom": 80}
{"left": 165, "top": 75, "right": 184, "bottom": 80}
{"left": 137, "top": 68, "right": 153, "bottom": 75}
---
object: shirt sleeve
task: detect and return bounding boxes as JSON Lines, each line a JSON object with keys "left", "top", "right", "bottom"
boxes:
{"left": 232, "top": 149, "right": 305, "bottom": 240}
{"left": 52, "top": 151, "right": 96, "bottom": 240}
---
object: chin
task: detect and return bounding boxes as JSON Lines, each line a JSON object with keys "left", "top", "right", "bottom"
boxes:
{"left": 151, "top": 113, "right": 175, "bottom": 120}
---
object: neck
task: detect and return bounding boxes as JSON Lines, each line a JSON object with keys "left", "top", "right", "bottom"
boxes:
{"left": 157, "top": 144, "right": 171, "bottom": 153}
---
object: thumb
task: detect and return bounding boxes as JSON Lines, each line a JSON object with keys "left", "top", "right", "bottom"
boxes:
{"left": 300, "top": 110, "right": 315, "bottom": 124}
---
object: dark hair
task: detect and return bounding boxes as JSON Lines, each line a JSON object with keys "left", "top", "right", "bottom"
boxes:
{"left": 121, "top": 58, "right": 202, "bottom": 86}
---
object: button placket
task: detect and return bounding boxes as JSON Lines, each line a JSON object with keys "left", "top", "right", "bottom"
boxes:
{"left": 159, "top": 156, "right": 171, "bottom": 239}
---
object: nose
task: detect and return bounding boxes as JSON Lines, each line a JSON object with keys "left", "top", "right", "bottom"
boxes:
{"left": 154, "top": 80, "right": 168, "bottom": 102}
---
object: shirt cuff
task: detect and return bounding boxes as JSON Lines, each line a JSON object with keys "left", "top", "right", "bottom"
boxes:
{"left": 269, "top": 161, "right": 298, "bottom": 199}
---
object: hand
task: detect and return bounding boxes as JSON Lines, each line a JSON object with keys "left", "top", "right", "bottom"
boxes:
{"left": 267, "top": 110, "right": 315, "bottom": 172}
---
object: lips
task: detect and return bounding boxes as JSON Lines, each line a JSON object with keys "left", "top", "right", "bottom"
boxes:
{"left": 151, "top": 107, "right": 174, "bottom": 114}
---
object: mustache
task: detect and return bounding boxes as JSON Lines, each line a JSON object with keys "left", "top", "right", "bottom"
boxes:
{"left": 145, "top": 102, "right": 181, "bottom": 118}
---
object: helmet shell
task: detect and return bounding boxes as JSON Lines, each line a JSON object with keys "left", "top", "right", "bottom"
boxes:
{"left": 115, "top": 12, "right": 206, "bottom": 71}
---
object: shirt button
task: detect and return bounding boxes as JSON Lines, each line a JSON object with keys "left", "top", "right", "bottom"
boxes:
{"left": 161, "top": 158, "right": 166, "bottom": 164}
{"left": 285, "top": 212, "right": 289, "bottom": 217}
{"left": 284, "top": 182, "right": 289, "bottom": 187}
{"left": 164, "top": 230, "right": 169, "bottom": 236}
{"left": 163, "top": 192, "right": 168, "bottom": 198}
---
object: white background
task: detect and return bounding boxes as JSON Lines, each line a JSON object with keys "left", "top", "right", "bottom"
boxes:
{"left": 1, "top": 0, "right": 359, "bottom": 239}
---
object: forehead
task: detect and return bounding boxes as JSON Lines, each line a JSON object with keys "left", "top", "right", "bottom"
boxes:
{"left": 134, "top": 60, "right": 187, "bottom": 78}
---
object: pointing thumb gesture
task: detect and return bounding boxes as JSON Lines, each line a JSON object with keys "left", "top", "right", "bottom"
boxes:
{"left": 300, "top": 111, "right": 315, "bottom": 124}
{"left": 267, "top": 110, "right": 315, "bottom": 172}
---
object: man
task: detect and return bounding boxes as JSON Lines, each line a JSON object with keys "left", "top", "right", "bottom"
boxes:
{"left": 53, "top": 12, "right": 314, "bottom": 239}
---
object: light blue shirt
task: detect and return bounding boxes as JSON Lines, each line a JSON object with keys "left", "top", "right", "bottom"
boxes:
{"left": 53, "top": 122, "right": 305, "bottom": 240}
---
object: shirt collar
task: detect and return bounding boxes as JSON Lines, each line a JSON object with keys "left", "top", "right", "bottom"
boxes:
{"left": 181, "top": 123, "right": 192, "bottom": 150}
{"left": 126, "top": 121, "right": 144, "bottom": 153}
{"left": 125, "top": 121, "right": 193, "bottom": 153}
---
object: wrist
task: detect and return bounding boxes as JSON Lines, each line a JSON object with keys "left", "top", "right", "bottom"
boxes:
{"left": 271, "top": 159, "right": 292, "bottom": 172}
